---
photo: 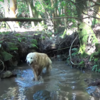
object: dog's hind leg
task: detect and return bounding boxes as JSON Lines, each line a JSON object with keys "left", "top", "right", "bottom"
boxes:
{"left": 46, "top": 64, "right": 52, "bottom": 72}
{"left": 37, "top": 68, "right": 42, "bottom": 80}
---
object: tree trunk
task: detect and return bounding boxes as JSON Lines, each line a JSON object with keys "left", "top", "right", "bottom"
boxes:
{"left": 50, "top": 0, "right": 56, "bottom": 32}
{"left": 4, "top": 0, "right": 19, "bottom": 31}
{"left": 28, "top": 1, "right": 35, "bottom": 27}
{"left": 10, "top": 0, "right": 17, "bottom": 18}
{"left": 74, "top": 1, "right": 98, "bottom": 55}
{"left": 64, "top": 1, "right": 67, "bottom": 29}
{"left": 26, "top": 0, "right": 40, "bottom": 26}
{"left": 4, "top": 0, "right": 9, "bottom": 18}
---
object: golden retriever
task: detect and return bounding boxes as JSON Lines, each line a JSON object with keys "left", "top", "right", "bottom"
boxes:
{"left": 26, "top": 52, "right": 52, "bottom": 81}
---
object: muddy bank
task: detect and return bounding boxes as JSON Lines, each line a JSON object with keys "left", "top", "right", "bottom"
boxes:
{"left": 0, "top": 60, "right": 100, "bottom": 100}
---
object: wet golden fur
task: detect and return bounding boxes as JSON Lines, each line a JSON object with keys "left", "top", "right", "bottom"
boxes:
{"left": 26, "top": 52, "right": 52, "bottom": 81}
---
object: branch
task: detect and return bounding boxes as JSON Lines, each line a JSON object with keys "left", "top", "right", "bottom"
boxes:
{"left": 0, "top": 18, "right": 43, "bottom": 22}
{"left": 69, "top": 35, "right": 80, "bottom": 65}
{"left": 0, "top": 15, "right": 100, "bottom": 22}
{"left": 0, "top": 17, "right": 80, "bottom": 22}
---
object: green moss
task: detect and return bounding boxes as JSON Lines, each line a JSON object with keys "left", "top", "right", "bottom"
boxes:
{"left": 78, "top": 22, "right": 98, "bottom": 55}
{"left": 79, "top": 44, "right": 86, "bottom": 54}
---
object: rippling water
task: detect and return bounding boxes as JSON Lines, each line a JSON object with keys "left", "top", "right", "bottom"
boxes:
{"left": 0, "top": 60, "right": 100, "bottom": 100}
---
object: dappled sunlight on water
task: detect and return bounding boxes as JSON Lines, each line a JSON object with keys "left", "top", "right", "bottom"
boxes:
{"left": 15, "top": 69, "right": 44, "bottom": 87}
{"left": 0, "top": 60, "right": 100, "bottom": 100}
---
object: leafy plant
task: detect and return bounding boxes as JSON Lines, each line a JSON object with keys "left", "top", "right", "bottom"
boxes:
{"left": 98, "top": 69, "right": 100, "bottom": 72}
{"left": 18, "top": 38, "right": 22, "bottom": 42}
{"left": 72, "top": 48, "right": 78, "bottom": 51}
{"left": 94, "top": 58, "right": 98, "bottom": 63}
{"left": 72, "top": 52, "right": 77, "bottom": 56}
{"left": 31, "top": 39, "right": 37, "bottom": 45}
{"left": 41, "top": 36, "right": 45, "bottom": 40}
{"left": 79, "top": 61, "right": 84, "bottom": 65}
{"left": 92, "top": 65, "right": 98, "bottom": 72}
{"left": 15, "top": 33, "right": 21, "bottom": 36}
{"left": 8, "top": 42, "right": 18, "bottom": 50}
{"left": 31, "top": 44, "right": 38, "bottom": 48}
{"left": 0, "top": 32, "right": 9, "bottom": 35}
{"left": 1, "top": 51, "right": 13, "bottom": 61}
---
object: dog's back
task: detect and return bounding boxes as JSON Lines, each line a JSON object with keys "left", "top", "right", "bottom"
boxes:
{"left": 34, "top": 52, "right": 52, "bottom": 67}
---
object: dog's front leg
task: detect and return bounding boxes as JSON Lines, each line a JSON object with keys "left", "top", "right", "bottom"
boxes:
{"left": 33, "top": 69, "right": 38, "bottom": 81}
{"left": 31, "top": 67, "right": 38, "bottom": 81}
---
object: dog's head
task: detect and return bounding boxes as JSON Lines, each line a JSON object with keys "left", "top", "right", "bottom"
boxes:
{"left": 26, "top": 53, "right": 36, "bottom": 65}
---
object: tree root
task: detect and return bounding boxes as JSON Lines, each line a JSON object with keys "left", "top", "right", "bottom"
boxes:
{"left": 69, "top": 35, "right": 80, "bottom": 65}
{"left": 0, "top": 59, "right": 5, "bottom": 73}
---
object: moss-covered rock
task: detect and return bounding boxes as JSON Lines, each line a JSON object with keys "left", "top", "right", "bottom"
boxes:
{"left": 78, "top": 22, "right": 98, "bottom": 55}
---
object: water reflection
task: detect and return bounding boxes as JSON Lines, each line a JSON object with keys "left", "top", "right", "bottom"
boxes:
{"left": 15, "top": 69, "right": 44, "bottom": 87}
{"left": 0, "top": 60, "right": 99, "bottom": 100}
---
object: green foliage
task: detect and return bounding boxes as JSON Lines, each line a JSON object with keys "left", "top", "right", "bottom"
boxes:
{"left": 0, "top": 22, "right": 6, "bottom": 28}
{"left": 18, "top": 38, "right": 22, "bottom": 42}
{"left": 7, "top": 42, "right": 18, "bottom": 51}
{"left": 30, "top": 44, "right": 38, "bottom": 48}
{"left": 94, "top": 58, "right": 98, "bottom": 62}
{"left": 41, "top": 36, "right": 45, "bottom": 40}
{"left": 72, "top": 48, "right": 78, "bottom": 51}
{"left": 1, "top": 51, "right": 13, "bottom": 61}
{"left": 30, "top": 39, "right": 38, "bottom": 48}
{"left": 15, "top": 33, "right": 21, "bottom": 36}
{"left": 47, "top": 32, "right": 52, "bottom": 37}
{"left": 60, "top": 14, "right": 65, "bottom": 17}
{"left": 21, "top": 37, "right": 26, "bottom": 41}
{"left": 66, "top": 56, "right": 70, "bottom": 65}
{"left": 79, "top": 61, "right": 84, "bottom": 65}
{"left": 35, "top": 1, "right": 45, "bottom": 13}
{"left": 0, "top": 41, "right": 3, "bottom": 43}
{"left": 78, "top": 61, "right": 85, "bottom": 69}
{"left": 60, "top": 29, "right": 67, "bottom": 38}
{"left": 0, "top": 0, "right": 3, "bottom": 2}
{"left": 92, "top": 65, "right": 98, "bottom": 72}
{"left": 72, "top": 52, "right": 77, "bottom": 56}
{"left": 92, "top": 19, "right": 100, "bottom": 26}
{"left": 98, "top": 69, "right": 100, "bottom": 73}
{"left": 31, "top": 39, "right": 37, "bottom": 45}
{"left": 17, "top": 36, "right": 26, "bottom": 43}
{"left": 17, "top": 0, "right": 29, "bottom": 17}
{"left": 61, "top": 1, "right": 66, "bottom": 7}
{"left": 91, "top": 57, "right": 100, "bottom": 72}
{"left": 0, "top": 32, "right": 9, "bottom": 35}
{"left": 71, "top": 48, "right": 78, "bottom": 56}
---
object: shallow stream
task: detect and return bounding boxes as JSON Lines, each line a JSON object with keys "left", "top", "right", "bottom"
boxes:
{"left": 0, "top": 60, "right": 100, "bottom": 100}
